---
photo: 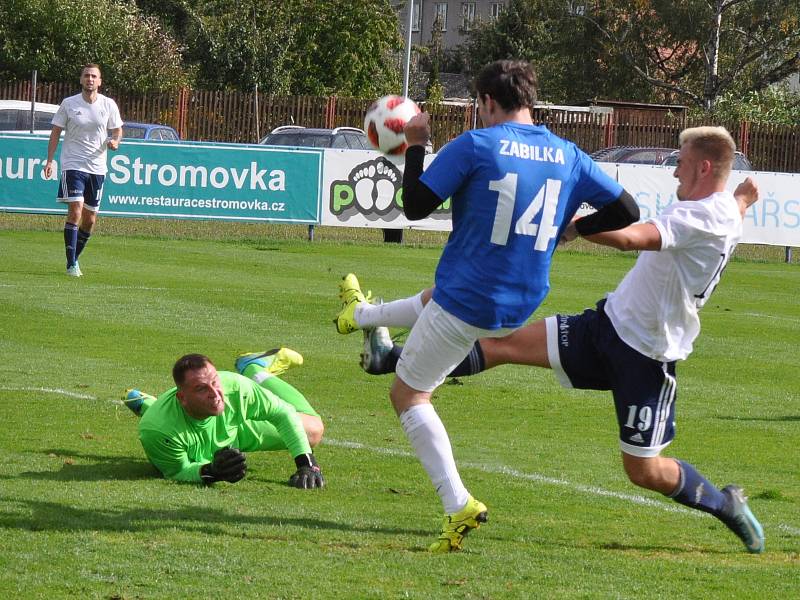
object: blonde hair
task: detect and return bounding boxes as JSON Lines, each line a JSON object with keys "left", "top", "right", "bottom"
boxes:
{"left": 678, "top": 126, "right": 735, "bottom": 179}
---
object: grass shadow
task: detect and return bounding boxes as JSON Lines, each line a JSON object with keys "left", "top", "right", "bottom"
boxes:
{"left": 598, "top": 541, "right": 728, "bottom": 555}
{"left": 0, "top": 495, "right": 432, "bottom": 538}
{"left": 16, "top": 449, "right": 159, "bottom": 481}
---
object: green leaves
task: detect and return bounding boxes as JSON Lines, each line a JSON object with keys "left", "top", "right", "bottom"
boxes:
{"left": 459, "top": 0, "right": 800, "bottom": 114}
{"left": 0, "top": 0, "right": 187, "bottom": 92}
{"left": 1, "top": 0, "right": 402, "bottom": 97}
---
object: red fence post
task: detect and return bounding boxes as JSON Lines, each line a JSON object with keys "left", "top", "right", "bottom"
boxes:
{"left": 604, "top": 111, "right": 616, "bottom": 147}
{"left": 739, "top": 120, "right": 750, "bottom": 157}
{"left": 177, "top": 87, "right": 189, "bottom": 140}
{"left": 325, "top": 96, "right": 336, "bottom": 128}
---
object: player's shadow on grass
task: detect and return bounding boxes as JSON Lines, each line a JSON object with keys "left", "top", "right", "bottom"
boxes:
{"left": 597, "top": 540, "right": 728, "bottom": 555}
{"left": 0, "top": 496, "right": 432, "bottom": 539}
{"left": 13, "top": 449, "right": 159, "bottom": 481}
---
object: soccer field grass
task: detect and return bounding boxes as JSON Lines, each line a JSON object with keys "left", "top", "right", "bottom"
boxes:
{"left": 0, "top": 229, "right": 798, "bottom": 599}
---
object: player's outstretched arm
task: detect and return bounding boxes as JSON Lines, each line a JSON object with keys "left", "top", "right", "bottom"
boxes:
{"left": 243, "top": 377, "right": 324, "bottom": 488}
{"left": 561, "top": 191, "right": 640, "bottom": 245}
{"left": 563, "top": 194, "right": 658, "bottom": 252}
{"left": 582, "top": 222, "right": 662, "bottom": 252}
{"left": 140, "top": 428, "right": 213, "bottom": 483}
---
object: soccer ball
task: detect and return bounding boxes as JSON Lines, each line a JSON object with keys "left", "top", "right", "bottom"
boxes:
{"left": 364, "top": 95, "right": 421, "bottom": 155}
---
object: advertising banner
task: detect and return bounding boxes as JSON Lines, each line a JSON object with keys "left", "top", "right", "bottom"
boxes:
{"left": 2, "top": 133, "right": 797, "bottom": 246}
{"left": 321, "top": 149, "right": 452, "bottom": 231}
{"left": 0, "top": 134, "right": 322, "bottom": 223}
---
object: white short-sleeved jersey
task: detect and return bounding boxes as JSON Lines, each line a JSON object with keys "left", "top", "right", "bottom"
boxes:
{"left": 605, "top": 191, "right": 742, "bottom": 362}
{"left": 52, "top": 93, "right": 123, "bottom": 174}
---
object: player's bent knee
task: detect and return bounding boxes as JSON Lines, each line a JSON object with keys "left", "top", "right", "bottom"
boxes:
{"left": 624, "top": 467, "right": 657, "bottom": 490}
{"left": 621, "top": 453, "right": 675, "bottom": 493}
{"left": 303, "top": 415, "right": 324, "bottom": 447}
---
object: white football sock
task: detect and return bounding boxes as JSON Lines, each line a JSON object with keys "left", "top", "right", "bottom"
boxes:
{"left": 399, "top": 403, "right": 469, "bottom": 514}
{"left": 355, "top": 291, "right": 425, "bottom": 329}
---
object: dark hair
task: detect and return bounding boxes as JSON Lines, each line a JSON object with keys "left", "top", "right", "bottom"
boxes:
{"left": 172, "top": 354, "right": 214, "bottom": 386}
{"left": 81, "top": 63, "right": 102, "bottom": 76}
{"left": 475, "top": 60, "right": 538, "bottom": 112}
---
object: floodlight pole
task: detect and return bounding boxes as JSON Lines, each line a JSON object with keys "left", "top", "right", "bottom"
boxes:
{"left": 402, "top": 0, "right": 414, "bottom": 98}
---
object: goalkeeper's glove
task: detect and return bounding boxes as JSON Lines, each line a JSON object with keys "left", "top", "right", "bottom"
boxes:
{"left": 200, "top": 447, "right": 247, "bottom": 484}
{"left": 289, "top": 453, "right": 325, "bottom": 489}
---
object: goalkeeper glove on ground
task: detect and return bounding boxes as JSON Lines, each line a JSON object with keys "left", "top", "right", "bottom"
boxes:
{"left": 289, "top": 453, "right": 324, "bottom": 489}
{"left": 200, "top": 447, "right": 247, "bottom": 484}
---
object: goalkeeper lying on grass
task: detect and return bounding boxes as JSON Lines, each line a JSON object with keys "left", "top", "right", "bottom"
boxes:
{"left": 122, "top": 349, "right": 325, "bottom": 489}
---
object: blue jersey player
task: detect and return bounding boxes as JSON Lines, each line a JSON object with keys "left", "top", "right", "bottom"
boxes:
{"left": 334, "top": 60, "right": 639, "bottom": 552}
{"left": 348, "top": 133, "right": 765, "bottom": 555}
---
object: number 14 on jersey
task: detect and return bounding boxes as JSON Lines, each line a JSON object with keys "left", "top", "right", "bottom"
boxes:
{"left": 490, "top": 173, "right": 562, "bottom": 251}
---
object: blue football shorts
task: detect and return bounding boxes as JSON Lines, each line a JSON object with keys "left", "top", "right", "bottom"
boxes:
{"left": 57, "top": 170, "right": 105, "bottom": 212}
{"left": 545, "top": 300, "right": 677, "bottom": 457}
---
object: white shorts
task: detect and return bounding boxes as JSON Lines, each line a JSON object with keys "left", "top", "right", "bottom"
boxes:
{"left": 396, "top": 300, "right": 515, "bottom": 392}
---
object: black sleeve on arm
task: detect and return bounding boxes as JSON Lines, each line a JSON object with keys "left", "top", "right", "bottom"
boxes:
{"left": 402, "top": 145, "right": 446, "bottom": 221}
{"left": 574, "top": 190, "right": 640, "bottom": 236}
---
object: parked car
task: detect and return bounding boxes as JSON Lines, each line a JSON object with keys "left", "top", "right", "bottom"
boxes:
{"left": 0, "top": 100, "right": 59, "bottom": 133}
{"left": 591, "top": 146, "right": 678, "bottom": 165}
{"left": 590, "top": 145, "right": 678, "bottom": 165}
{"left": 661, "top": 149, "right": 753, "bottom": 171}
{"left": 259, "top": 125, "right": 370, "bottom": 150}
{"left": 123, "top": 122, "right": 180, "bottom": 141}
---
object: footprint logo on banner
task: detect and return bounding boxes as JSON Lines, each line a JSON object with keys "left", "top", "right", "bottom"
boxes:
{"left": 353, "top": 160, "right": 398, "bottom": 214}
{"left": 330, "top": 157, "right": 403, "bottom": 221}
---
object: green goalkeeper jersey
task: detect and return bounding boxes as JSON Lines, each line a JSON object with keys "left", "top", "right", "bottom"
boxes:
{"left": 138, "top": 371, "right": 312, "bottom": 482}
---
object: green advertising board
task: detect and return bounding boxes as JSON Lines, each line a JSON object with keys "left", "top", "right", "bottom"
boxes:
{"left": 0, "top": 134, "right": 322, "bottom": 223}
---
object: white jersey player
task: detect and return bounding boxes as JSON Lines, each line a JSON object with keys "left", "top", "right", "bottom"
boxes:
{"left": 44, "top": 63, "right": 123, "bottom": 277}
{"left": 353, "top": 126, "right": 766, "bottom": 554}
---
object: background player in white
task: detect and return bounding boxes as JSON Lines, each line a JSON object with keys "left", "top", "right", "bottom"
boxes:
{"left": 335, "top": 59, "right": 640, "bottom": 552}
{"left": 351, "top": 128, "right": 765, "bottom": 554}
{"left": 44, "top": 63, "right": 123, "bottom": 277}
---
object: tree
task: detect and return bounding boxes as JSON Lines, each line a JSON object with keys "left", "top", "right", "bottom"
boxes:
{"left": 134, "top": 0, "right": 403, "bottom": 96}
{"left": 459, "top": 0, "right": 800, "bottom": 110}
{"left": 701, "top": 84, "right": 800, "bottom": 125}
{"left": 572, "top": 0, "right": 800, "bottom": 110}
{"left": 176, "top": 0, "right": 294, "bottom": 94}
{"left": 459, "top": 0, "right": 644, "bottom": 104}
{"left": 0, "top": 0, "right": 187, "bottom": 91}
{"left": 281, "top": 0, "right": 403, "bottom": 97}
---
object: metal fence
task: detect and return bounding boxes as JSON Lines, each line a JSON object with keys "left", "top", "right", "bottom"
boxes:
{"left": 3, "top": 81, "right": 798, "bottom": 172}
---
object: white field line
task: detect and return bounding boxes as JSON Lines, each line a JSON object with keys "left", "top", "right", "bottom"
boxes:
{"left": 0, "top": 386, "right": 96, "bottom": 400}
{"left": 739, "top": 312, "right": 800, "bottom": 324}
{"left": 326, "top": 438, "right": 800, "bottom": 537}
{"left": 776, "top": 524, "right": 800, "bottom": 536}
{"left": 327, "top": 439, "right": 692, "bottom": 515}
{"left": 0, "top": 284, "right": 172, "bottom": 291}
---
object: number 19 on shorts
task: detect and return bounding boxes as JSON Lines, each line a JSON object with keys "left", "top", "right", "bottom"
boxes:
{"left": 489, "top": 174, "right": 562, "bottom": 251}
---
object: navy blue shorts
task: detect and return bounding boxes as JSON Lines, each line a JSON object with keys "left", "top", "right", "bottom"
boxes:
{"left": 57, "top": 170, "right": 105, "bottom": 212}
{"left": 545, "top": 300, "right": 677, "bottom": 457}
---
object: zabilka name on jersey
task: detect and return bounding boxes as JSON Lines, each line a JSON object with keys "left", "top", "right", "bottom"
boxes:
{"left": 498, "top": 140, "right": 566, "bottom": 164}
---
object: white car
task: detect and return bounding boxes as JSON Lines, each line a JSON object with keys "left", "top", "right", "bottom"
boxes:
{"left": 0, "top": 99, "right": 60, "bottom": 134}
